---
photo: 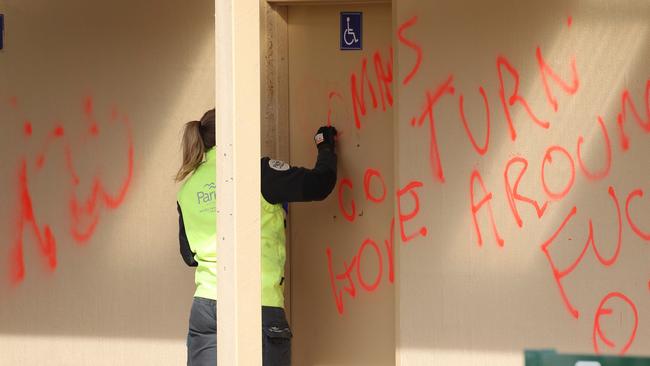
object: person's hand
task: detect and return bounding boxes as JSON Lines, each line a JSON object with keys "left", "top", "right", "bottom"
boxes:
{"left": 314, "top": 126, "right": 337, "bottom": 151}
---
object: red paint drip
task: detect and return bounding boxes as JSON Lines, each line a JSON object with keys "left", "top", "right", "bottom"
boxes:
{"left": 567, "top": 16, "right": 573, "bottom": 28}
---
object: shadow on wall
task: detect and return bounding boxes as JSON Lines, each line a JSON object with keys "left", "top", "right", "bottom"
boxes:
{"left": 0, "top": 0, "right": 215, "bottom": 340}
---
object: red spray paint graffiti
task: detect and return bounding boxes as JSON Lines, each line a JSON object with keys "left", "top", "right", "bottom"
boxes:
{"left": 592, "top": 292, "right": 639, "bottom": 355}
{"left": 397, "top": 181, "right": 428, "bottom": 243}
{"left": 330, "top": 172, "right": 419, "bottom": 314}
{"left": 470, "top": 169, "right": 504, "bottom": 247}
{"left": 364, "top": 168, "right": 387, "bottom": 204}
{"left": 540, "top": 186, "right": 623, "bottom": 319}
{"left": 69, "top": 99, "right": 134, "bottom": 243}
{"left": 411, "top": 75, "right": 455, "bottom": 183}
{"left": 11, "top": 159, "right": 58, "bottom": 283}
{"left": 350, "top": 57, "right": 379, "bottom": 130}
{"left": 459, "top": 86, "right": 491, "bottom": 156}
{"left": 397, "top": 16, "right": 422, "bottom": 86}
{"left": 321, "top": 14, "right": 648, "bottom": 355}
{"left": 536, "top": 46, "right": 580, "bottom": 113}
{"left": 337, "top": 178, "right": 356, "bottom": 223}
{"left": 540, "top": 145, "right": 576, "bottom": 201}
{"left": 339, "top": 16, "right": 420, "bottom": 130}
{"left": 625, "top": 189, "right": 650, "bottom": 241}
{"left": 6, "top": 96, "right": 134, "bottom": 285}
{"left": 497, "top": 55, "right": 550, "bottom": 141}
{"left": 615, "top": 81, "right": 650, "bottom": 151}
{"left": 577, "top": 117, "right": 612, "bottom": 181}
{"left": 327, "top": 219, "right": 395, "bottom": 315}
{"left": 504, "top": 156, "right": 548, "bottom": 228}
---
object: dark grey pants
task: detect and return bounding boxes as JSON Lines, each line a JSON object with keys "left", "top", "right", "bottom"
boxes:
{"left": 187, "top": 298, "right": 292, "bottom": 366}
{"left": 262, "top": 306, "right": 292, "bottom": 366}
{"left": 187, "top": 297, "right": 217, "bottom": 366}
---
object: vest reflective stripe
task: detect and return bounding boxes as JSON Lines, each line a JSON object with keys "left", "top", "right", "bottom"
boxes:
{"left": 177, "top": 148, "right": 217, "bottom": 300}
{"left": 261, "top": 197, "right": 286, "bottom": 308}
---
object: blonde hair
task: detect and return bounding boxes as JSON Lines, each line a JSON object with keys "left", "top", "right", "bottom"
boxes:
{"left": 176, "top": 109, "right": 215, "bottom": 182}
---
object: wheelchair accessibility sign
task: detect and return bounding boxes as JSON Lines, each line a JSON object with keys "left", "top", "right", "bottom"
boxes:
{"left": 340, "top": 12, "right": 362, "bottom": 50}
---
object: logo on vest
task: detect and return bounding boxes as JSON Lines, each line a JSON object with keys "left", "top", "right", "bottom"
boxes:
{"left": 197, "top": 182, "right": 216, "bottom": 206}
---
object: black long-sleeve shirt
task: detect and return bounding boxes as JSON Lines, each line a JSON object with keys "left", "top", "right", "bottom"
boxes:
{"left": 261, "top": 147, "right": 337, "bottom": 204}
{"left": 178, "top": 147, "right": 337, "bottom": 267}
{"left": 177, "top": 202, "right": 198, "bottom": 266}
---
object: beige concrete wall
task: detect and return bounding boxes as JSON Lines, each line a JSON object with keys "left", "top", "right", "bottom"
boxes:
{"left": 287, "top": 4, "right": 395, "bottom": 365}
{"left": 395, "top": 1, "right": 650, "bottom": 364}
{"left": 0, "top": 1, "right": 214, "bottom": 365}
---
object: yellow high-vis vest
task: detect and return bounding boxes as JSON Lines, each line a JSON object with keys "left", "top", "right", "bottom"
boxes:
{"left": 177, "top": 148, "right": 218, "bottom": 300}
{"left": 260, "top": 196, "right": 286, "bottom": 308}
{"left": 178, "top": 148, "right": 287, "bottom": 307}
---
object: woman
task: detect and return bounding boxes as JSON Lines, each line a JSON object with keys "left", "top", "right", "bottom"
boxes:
{"left": 176, "top": 109, "right": 217, "bottom": 366}
{"left": 176, "top": 108, "right": 337, "bottom": 366}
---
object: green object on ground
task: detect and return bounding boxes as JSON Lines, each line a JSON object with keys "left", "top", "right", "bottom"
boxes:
{"left": 525, "top": 350, "right": 650, "bottom": 366}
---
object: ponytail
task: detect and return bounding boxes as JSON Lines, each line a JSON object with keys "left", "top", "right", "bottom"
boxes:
{"left": 175, "top": 120, "right": 205, "bottom": 182}
{"left": 175, "top": 109, "right": 216, "bottom": 182}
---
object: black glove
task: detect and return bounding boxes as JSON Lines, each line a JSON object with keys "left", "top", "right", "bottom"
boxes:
{"left": 314, "top": 126, "right": 337, "bottom": 151}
